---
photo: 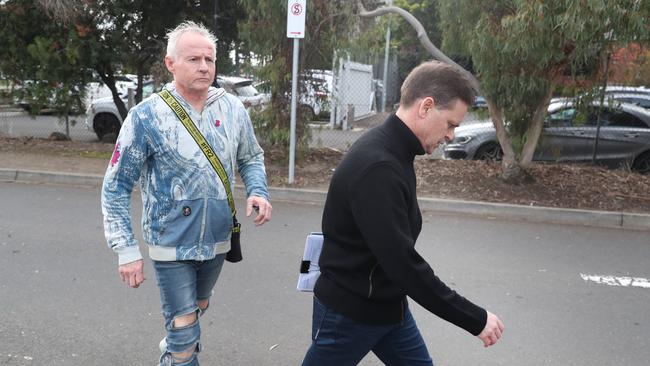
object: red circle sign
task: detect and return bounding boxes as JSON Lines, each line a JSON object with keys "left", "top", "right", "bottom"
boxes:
{"left": 291, "top": 3, "right": 303, "bottom": 16}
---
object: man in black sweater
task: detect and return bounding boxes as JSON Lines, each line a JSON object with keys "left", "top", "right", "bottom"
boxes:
{"left": 301, "top": 61, "right": 504, "bottom": 366}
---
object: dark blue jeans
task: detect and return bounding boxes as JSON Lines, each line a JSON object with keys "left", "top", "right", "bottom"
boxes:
{"left": 302, "top": 297, "right": 434, "bottom": 366}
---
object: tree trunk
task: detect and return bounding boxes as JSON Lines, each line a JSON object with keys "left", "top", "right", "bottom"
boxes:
{"left": 487, "top": 99, "right": 514, "bottom": 163}
{"left": 486, "top": 99, "right": 531, "bottom": 183}
{"left": 519, "top": 87, "right": 554, "bottom": 168}
{"left": 135, "top": 64, "right": 145, "bottom": 104}
{"left": 97, "top": 67, "right": 128, "bottom": 120}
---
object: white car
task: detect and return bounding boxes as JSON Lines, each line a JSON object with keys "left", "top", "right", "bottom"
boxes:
{"left": 301, "top": 70, "right": 332, "bottom": 121}
{"left": 254, "top": 70, "right": 333, "bottom": 121}
{"left": 85, "top": 80, "right": 155, "bottom": 141}
{"left": 84, "top": 74, "right": 141, "bottom": 106}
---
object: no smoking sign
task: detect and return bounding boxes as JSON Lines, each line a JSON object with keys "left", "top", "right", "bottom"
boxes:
{"left": 287, "top": 0, "right": 306, "bottom": 38}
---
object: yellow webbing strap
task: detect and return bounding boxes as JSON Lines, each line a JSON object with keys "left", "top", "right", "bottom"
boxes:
{"left": 159, "top": 90, "right": 238, "bottom": 222}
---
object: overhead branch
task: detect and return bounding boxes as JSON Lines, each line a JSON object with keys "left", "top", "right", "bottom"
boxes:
{"left": 357, "top": 1, "right": 481, "bottom": 92}
{"left": 38, "top": 0, "right": 81, "bottom": 23}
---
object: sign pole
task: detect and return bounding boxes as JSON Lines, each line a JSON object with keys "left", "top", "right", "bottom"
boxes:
{"left": 286, "top": 0, "right": 306, "bottom": 185}
{"left": 289, "top": 38, "right": 299, "bottom": 184}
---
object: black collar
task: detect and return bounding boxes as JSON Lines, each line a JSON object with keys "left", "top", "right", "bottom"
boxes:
{"left": 379, "top": 113, "right": 425, "bottom": 162}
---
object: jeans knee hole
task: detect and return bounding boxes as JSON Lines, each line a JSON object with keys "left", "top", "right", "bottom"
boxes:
{"left": 171, "top": 311, "right": 198, "bottom": 329}
{"left": 172, "top": 343, "right": 199, "bottom": 364}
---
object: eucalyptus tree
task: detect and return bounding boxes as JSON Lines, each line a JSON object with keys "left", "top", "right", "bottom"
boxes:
{"left": 359, "top": 0, "right": 649, "bottom": 182}
{"left": 439, "top": 0, "right": 649, "bottom": 181}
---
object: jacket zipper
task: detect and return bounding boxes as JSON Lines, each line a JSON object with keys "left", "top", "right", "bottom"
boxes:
{"left": 367, "top": 263, "right": 378, "bottom": 298}
{"left": 199, "top": 197, "right": 207, "bottom": 245}
{"left": 197, "top": 112, "right": 208, "bottom": 256}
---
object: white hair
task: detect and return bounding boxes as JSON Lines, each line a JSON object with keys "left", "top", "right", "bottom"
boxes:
{"left": 166, "top": 21, "right": 217, "bottom": 59}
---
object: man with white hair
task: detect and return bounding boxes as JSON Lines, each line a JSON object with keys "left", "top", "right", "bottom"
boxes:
{"left": 101, "top": 21, "right": 272, "bottom": 366}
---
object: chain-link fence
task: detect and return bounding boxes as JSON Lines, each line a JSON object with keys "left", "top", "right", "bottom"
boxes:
{"left": 0, "top": 107, "right": 98, "bottom": 142}
{"left": 306, "top": 47, "right": 487, "bottom": 158}
{"left": 0, "top": 79, "right": 155, "bottom": 144}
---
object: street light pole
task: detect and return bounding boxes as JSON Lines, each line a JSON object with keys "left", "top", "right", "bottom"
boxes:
{"left": 212, "top": 0, "right": 219, "bottom": 84}
{"left": 213, "top": 0, "right": 218, "bottom": 36}
{"left": 381, "top": 0, "right": 392, "bottom": 113}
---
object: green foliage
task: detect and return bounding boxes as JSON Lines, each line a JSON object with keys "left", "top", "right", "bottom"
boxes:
{"left": 1, "top": 1, "right": 90, "bottom": 119}
{"left": 439, "top": 0, "right": 650, "bottom": 157}
{"left": 1, "top": 0, "right": 248, "bottom": 119}
{"left": 249, "top": 105, "right": 311, "bottom": 152}
{"left": 239, "top": 0, "right": 356, "bottom": 155}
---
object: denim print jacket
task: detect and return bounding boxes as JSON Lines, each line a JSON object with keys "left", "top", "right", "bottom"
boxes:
{"left": 101, "top": 84, "right": 269, "bottom": 265}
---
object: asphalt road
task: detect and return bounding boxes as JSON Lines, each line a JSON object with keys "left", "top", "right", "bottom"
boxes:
{"left": 1, "top": 182, "right": 649, "bottom": 365}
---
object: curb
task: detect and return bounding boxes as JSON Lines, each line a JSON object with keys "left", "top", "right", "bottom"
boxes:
{"left": 2, "top": 168, "right": 649, "bottom": 232}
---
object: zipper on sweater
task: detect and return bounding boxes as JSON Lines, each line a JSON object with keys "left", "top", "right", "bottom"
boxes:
{"left": 367, "top": 263, "right": 378, "bottom": 298}
{"left": 197, "top": 113, "right": 208, "bottom": 256}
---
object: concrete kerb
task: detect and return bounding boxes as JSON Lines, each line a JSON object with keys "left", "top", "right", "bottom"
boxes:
{"left": 0, "top": 169, "right": 104, "bottom": 187}
{"left": 417, "top": 197, "right": 650, "bottom": 231}
{"left": 3, "top": 168, "right": 649, "bottom": 231}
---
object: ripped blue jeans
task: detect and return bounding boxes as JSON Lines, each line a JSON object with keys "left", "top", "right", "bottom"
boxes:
{"left": 153, "top": 253, "right": 226, "bottom": 365}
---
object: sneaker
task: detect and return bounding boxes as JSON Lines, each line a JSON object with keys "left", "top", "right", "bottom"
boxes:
{"left": 158, "top": 352, "right": 172, "bottom": 366}
{"left": 159, "top": 337, "right": 167, "bottom": 353}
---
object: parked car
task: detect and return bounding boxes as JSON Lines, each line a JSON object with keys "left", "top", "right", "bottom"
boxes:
{"left": 13, "top": 74, "right": 141, "bottom": 114}
{"left": 550, "top": 85, "right": 650, "bottom": 105}
{"left": 214, "top": 76, "right": 268, "bottom": 109}
{"left": 86, "top": 76, "right": 265, "bottom": 141}
{"left": 300, "top": 69, "right": 333, "bottom": 121}
{"left": 473, "top": 95, "right": 487, "bottom": 109}
{"left": 85, "top": 74, "right": 143, "bottom": 105}
{"left": 607, "top": 93, "right": 650, "bottom": 110}
{"left": 603, "top": 85, "right": 650, "bottom": 96}
{"left": 85, "top": 80, "right": 155, "bottom": 141}
{"left": 443, "top": 100, "right": 650, "bottom": 174}
{"left": 252, "top": 71, "right": 333, "bottom": 121}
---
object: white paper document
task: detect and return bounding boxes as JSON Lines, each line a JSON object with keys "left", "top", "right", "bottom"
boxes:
{"left": 297, "top": 232, "right": 323, "bottom": 292}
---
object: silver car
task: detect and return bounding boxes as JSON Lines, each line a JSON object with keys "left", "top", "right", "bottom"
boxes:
{"left": 215, "top": 76, "right": 268, "bottom": 109}
{"left": 444, "top": 101, "right": 650, "bottom": 174}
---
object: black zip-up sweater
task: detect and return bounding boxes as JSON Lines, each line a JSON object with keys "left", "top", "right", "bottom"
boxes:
{"left": 314, "top": 114, "right": 487, "bottom": 336}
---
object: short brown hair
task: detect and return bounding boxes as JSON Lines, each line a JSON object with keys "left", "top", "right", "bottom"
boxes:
{"left": 399, "top": 61, "right": 475, "bottom": 109}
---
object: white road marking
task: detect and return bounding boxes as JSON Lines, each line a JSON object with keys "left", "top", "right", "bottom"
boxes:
{"left": 580, "top": 274, "right": 650, "bottom": 289}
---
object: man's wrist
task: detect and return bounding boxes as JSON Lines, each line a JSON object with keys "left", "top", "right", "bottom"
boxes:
{"left": 116, "top": 246, "right": 143, "bottom": 266}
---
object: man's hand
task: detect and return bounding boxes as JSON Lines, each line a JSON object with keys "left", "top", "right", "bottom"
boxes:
{"left": 477, "top": 310, "right": 504, "bottom": 348}
{"left": 118, "top": 259, "right": 145, "bottom": 288}
{"left": 246, "top": 196, "right": 272, "bottom": 226}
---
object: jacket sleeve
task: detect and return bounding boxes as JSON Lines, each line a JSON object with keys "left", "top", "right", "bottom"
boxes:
{"left": 101, "top": 110, "right": 150, "bottom": 265}
{"left": 234, "top": 103, "right": 269, "bottom": 201}
{"left": 349, "top": 162, "right": 487, "bottom": 336}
